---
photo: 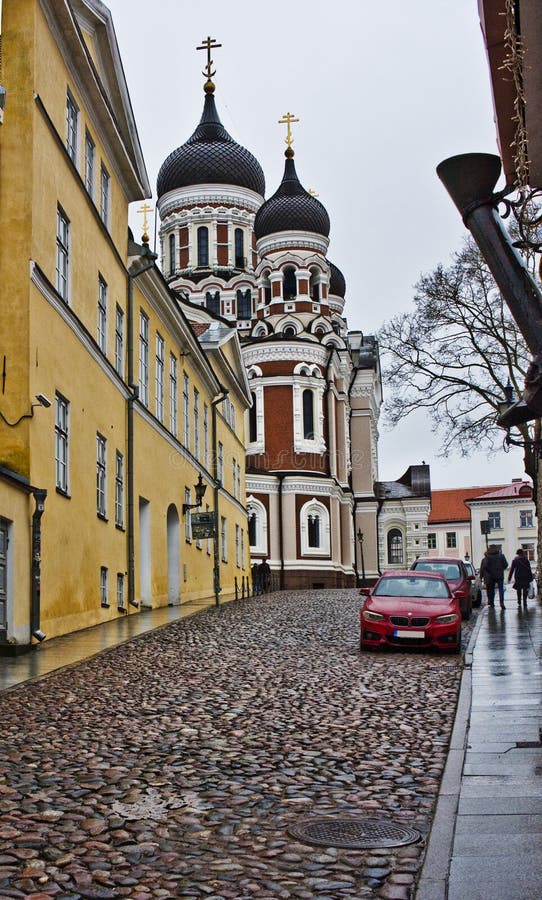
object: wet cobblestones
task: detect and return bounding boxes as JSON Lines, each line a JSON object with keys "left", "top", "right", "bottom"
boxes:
{"left": 0, "top": 590, "right": 474, "bottom": 898}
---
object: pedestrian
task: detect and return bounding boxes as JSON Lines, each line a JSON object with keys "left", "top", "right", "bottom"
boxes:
{"left": 251, "top": 562, "right": 261, "bottom": 595}
{"left": 480, "top": 544, "right": 508, "bottom": 609}
{"left": 508, "top": 548, "right": 533, "bottom": 607}
{"left": 259, "top": 558, "right": 271, "bottom": 593}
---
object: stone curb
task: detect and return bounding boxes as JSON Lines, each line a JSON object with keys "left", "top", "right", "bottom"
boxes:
{"left": 414, "top": 607, "right": 486, "bottom": 899}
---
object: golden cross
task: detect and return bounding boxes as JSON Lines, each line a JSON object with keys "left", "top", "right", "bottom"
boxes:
{"left": 197, "top": 36, "right": 222, "bottom": 80}
{"left": 308, "top": 188, "right": 319, "bottom": 197}
{"left": 278, "top": 111, "right": 300, "bottom": 149}
{"left": 137, "top": 202, "right": 153, "bottom": 239}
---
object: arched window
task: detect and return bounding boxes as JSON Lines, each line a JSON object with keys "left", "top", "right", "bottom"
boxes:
{"left": 247, "top": 498, "right": 267, "bottom": 553}
{"left": 237, "top": 288, "right": 252, "bottom": 319}
{"left": 169, "top": 233, "right": 176, "bottom": 276}
{"left": 234, "top": 228, "right": 244, "bottom": 268}
{"left": 300, "top": 498, "right": 330, "bottom": 555}
{"left": 302, "top": 389, "right": 314, "bottom": 439}
{"left": 197, "top": 226, "right": 209, "bottom": 267}
{"left": 308, "top": 513, "right": 320, "bottom": 548}
{"left": 249, "top": 391, "right": 257, "bottom": 443}
{"left": 283, "top": 266, "right": 296, "bottom": 299}
{"left": 262, "top": 271, "right": 272, "bottom": 304}
{"left": 205, "top": 291, "right": 220, "bottom": 315}
{"left": 248, "top": 510, "right": 257, "bottom": 546}
{"left": 388, "top": 529, "right": 404, "bottom": 565}
{"left": 283, "top": 325, "right": 296, "bottom": 338}
{"left": 310, "top": 267, "right": 320, "bottom": 301}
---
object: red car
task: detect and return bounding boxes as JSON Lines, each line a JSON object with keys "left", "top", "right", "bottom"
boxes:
{"left": 359, "top": 570, "right": 463, "bottom": 652}
{"left": 410, "top": 556, "right": 473, "bottom": 620}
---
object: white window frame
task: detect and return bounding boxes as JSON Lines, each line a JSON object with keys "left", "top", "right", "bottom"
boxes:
{"left": 100, "top": 566, "right": 109, "bottom": 607}
{"left": 246, "top": 496, "right": 267, "bottom": 554}
{"left": 56, "top": 206, "right": 70, "bottom": 302}
{"left": 218, "top": 442, "right": 224, "bottom": 485}
{"left": 488, "top": 511, "right": 502, "bottom": 531}
{"left": 85, "top": 129, "right": 95, "bottom": 196}
{"left": 203, "top": 404, "right": 209, "bottom": 468}
{"left": 292, "top": 374, "right": 325, "bottom": 454}
{"left": 246, "top": 371, "right": 264, "bottom": 454}
{"left": 115, "top": 305, "right": 124, "bottom": 377}
{"left": 221, "top": 515, "right": 227, "bottom": 562}
{"left": 66, "top": 90, "right": 79, "bottom": 163}
{"left": 115, "top": 450, "right": 124, "bottom": 528}
{"left": 155, "top": 333, "right": 164, "bottom": 422}
{"left": 169, "top": 353, "right": 178, "bottom": 436}
{"left": 183, "top": 373, "right": 190, "bottom": 447}
{"left": 100, "top": 163, "right": 110, "bottom": 226}
{"left": 427, "top": 532, "right": 437, "bottom": 550}
{"left": 139, "top": 310, "right": 149, "bottom": 406}
{"left": 300, "top": 498, "right": 330, "bottom": 556}
{"left": 97, "top": 433, "right": 107, "bottom": 518}
{"left": 520, "top": 509, "right": 534, "bottom": 528}
{"left": 55, "top": 393, "right": 69, "bottom": 494}
{"left": 446, "top": 531, "right": 457, "bottom": 549}
{"left": 97, "top": 275, "right": 108, "bottom": 353}
{"left": 235, "top": 523, "right": 240, "bottom": 567}
{"left": 117, "top": 573, "right": 125, "bottom": 611}
{"left": 194, "top": 388, "right": 200, "bottom": 460}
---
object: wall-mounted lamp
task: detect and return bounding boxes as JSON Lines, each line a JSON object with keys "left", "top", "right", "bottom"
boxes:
{"left": 0, "top": 393, "right": 52, "bottom": 427}
{"left": 182, "top": 473, "right": 207, "bottom": 515}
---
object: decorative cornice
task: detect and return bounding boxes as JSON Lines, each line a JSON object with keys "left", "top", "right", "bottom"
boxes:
{"left": 256, "top": 231, "right": 329, "bottom": 256}
{"left": 242, "top": 343, "right": 328, "bottom": 367}
{"left": 157, "top": 184, "right": 263, "bottom": 219}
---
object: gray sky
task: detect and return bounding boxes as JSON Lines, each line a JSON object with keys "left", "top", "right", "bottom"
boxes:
{"left": 105, "top": 0, "right": 526, "bottom": 489}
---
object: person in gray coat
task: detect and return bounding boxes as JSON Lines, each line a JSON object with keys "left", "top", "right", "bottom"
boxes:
{"left": 480, "top": 544, "right": 508, "bottom": 609}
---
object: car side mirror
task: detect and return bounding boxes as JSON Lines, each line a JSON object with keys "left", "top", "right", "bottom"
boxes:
{"left": 454, "top": 589, "right": 467, "bottom": 600}
{"left": 359, "top": 587, "right": 371, "bottom": 597}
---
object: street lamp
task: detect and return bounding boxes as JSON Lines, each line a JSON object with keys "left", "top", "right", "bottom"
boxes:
{"left": 182, "top": 473, "right": 207, "bottom": 515}
{"left": 357, "top": 529, "right": 366, "bottom": 587}
{"left": 496, "top": 382, "right": 542, "bottom": 456}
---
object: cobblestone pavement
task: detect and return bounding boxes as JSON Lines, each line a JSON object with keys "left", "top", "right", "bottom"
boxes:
{"left": 0, "top": 590, "right": 477, "bottom": 899}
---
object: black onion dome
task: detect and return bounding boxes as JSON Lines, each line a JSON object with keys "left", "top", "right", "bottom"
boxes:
{"left": 328, "top": 261, "right": 346, "bottom": 297}
{"left": 157, "top": 93, "right": 265, "bottom": 198}
{"left": 254, "top": 155, "right": 330, "bottom": 239}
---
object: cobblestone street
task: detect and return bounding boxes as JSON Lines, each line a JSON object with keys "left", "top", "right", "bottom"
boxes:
{"left": 0, "top": 590, "right": 472, "bottom": 899}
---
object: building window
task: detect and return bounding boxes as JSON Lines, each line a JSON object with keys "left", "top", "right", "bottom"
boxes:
{"left": 308, "top": 514, "right": 321, "bottom": 548}
{"left": 194, "top": 389, "right": 200, "bottom": 460}
{"left": 234, "top": 228, "right": 244, "bottom": 268}
{"left": 115, "top": 451, "right": 124, "bottom": 528}
{"left": 302, "top": 389, "right": 315, "bottom": 440}
{"left": 100, "top": 566, "right": 109, "bottom": 607}
{"left": 237, "top": 288, "right": 252, "bottom": 319}
{"left": 115, "top": 305, "right": 124, "bottom": 377}
{"left": 283, "top": 325, "right": 297, "bottom": 338}
{"left": 100, "top": 163, "right": 110, "bottom": 226}
{"left": 169, "top": 354, "right": 178, "bottom": 436}
{"left": 139, "top": 311, "right": 149, "bottom": 406}
{"left": 197, "top": 226, "right": 209, "bottom": 267}
{"left": 249, "top": 392, "right": 257, "bottom": 443}
{"left": 520, "top": 509, "right": 534, "bottom": 528}
{"left": 218, "top": 442, "right": 224, "bottom": 484}
{"left": 446, "top": 531, "right": 457, "bottom": 549}
{"left": 155, "top": 334, "right": 164, "bottom": 422}
{"left": 183, "top": 373, "right": 190, "bottom": 446}
{"left": 427, "top": 532, "right": 437, "bottom": 550}
{"left": 66, "top": 90, "right": 79, "bottom": 163}
{"left": 300, "top": 499, "right": 330, "bottom": 555}
{"left": 117, "top": 573, "right": 125, "bottom": 611}
{"left": 96, "top": 434, "right": 107, "bottom": 518}
{"left": 283, "top": 266, "right": 296, "bottom": 299}
{"left": 235, "top": 524, "right": 241, "bottom": 567}
{"left": 169, "top": 233, "right": 176, "bottom": 276}
{"left": 205, "top": 291, "right": 220, "bottom": 315}
{"left": 388, "top": 529, "right": 403, "bottom": 565}
{"left": 488, "top": 511, "right": 501, "bottom": 530}
{"left": 97, "top": 275, "right": 108, "bottom": 353}
{"left": 521, "top": 542, "right": 535, "bottom": 561}
{"left": 247, "top": 498, "right": 267, "bottom": 554}
{"left": 248, "top": 510, "right": 257, "bottom": 546}
{"left": 221, "top": 516, "right": 227, "bottom": 561}
{"left": 203, "top": 404, "right": 209, "bottom": 468}
{"left": 56, "top": 206, "right": 70, "bottom": 302}
{"left": 55, "top": 393, "right": 69, "bottom": 494}
{"left": 85, "top": 130, "right": 95, "bottom": 196}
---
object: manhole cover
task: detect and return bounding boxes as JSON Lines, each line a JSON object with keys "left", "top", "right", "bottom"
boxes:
{"left": 286, "top": 817, "right": 421, "bottom": 849}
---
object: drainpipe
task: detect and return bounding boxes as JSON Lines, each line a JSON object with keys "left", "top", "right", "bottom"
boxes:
{"left": 126, "top": 246, "right": 157, "bottom": 609}
{"left": 278, "top": 472, "right": 285, "bottom": 590}
{"left": 211, "top": 388, "right": 229, "bottom": 606}
{"left": 30, "top": 488, "right": 47, "bottom": 642}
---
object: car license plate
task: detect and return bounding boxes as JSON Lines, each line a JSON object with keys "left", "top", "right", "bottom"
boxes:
{"left": 394, "top": 629, "right": 425, "bottom": 639}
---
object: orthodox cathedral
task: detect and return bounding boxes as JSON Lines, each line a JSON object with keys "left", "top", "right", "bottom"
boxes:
{"left": 154, "top": 40, "right": 430, "bottom": 589}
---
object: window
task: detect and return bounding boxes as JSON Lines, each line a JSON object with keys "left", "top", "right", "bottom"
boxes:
{"left": 300, "top": 499, "right": 330, "bottom": 555}
{"left": 302, "top": 389, "right": 315, "bottom": 440}
{"left": 247, "top": 498, "right": 267, "bottom": 554}
{"left": 521, "top": 543, "right": 535, "bottom": 561}
{"left": 197, "top": 226, "right": 209, "bottom": 267}
{"left": 248, "top": 510, "right": 257, "bottom": 546}
{"left": 205, "top": 291, "right": 220, "bottom": 315}
{"left": 488, "top": 511, "right": 501, "bottom": 530}
{"left": 85, "top": 130, "right": 95, "bottom": 196}
{"left": 520, "top": 509, "right": 534, "bottom": 528}
{"left": 66, "top": 91, "right": 78, "bottom": 163}
{"left": 308, "top": 514, "right": 320, "bottom": 548}
{"left": 283, "top": 325, "right": 297, "bottom": 338}
{"left": 115, "top": 305, "right": 124, "bottom": 377}
{"left": 96, "top": 434, "right": 107, "bottom": 518}
{"left": 100, "top": 163, "right": 110, "bottom": 226}
{"left": 100, "top": 567, "right": 109, "bottom": 607}
{"left": 183, "top": 373, "right": 189, "bottom": 446}
{"left": 203, "top": 404, "right": 209, "bottom": 468}
{"left": 283, "top": 266, "right": 296, "bottom": 299}
{"left": 241, "top": 528, "right": 246, "bottom": 569}
{"left": 234, "top": 228, "right": 244, "bottom": 268}
{"left": 237, "top": 288, "right": 252, "bottom": 319}
{"left": 55, "top": 393, "right": 69, "bottom": 494}
{"left": 218, "top": 442, "right": 224, "bottom": 484}
{"left": 235, "top": 524, "right": 241, "bottom": 567}
{"left": 115, "top": 451, "right": 124, "bottom": 528}
{"left": 446, "top": 531, "right": 457, "bottom": 549}
{"left": 170, "top": 354, "right": 178, "bottom": 436}
{"left": 249, "top": 392, "right": 257, "bottom": 443}
{"left": 56, "top": 206, "right": 70, "bottom": 302}
{"left": 388, "top": 529, "right": 403, "bottom": 565}
{"left": 221, "top": 516, "right": 227, "bottom": 561}
{"left": 97, "top": 275, "right": 107, "bottom": 353}
{"left": 169, "top": 233, "right": 176, "bottom": 276}
{"left": 139, "top": 311, "right": 149, "bottom": 406}
{"left": 194, "top": 389, "right": 200, "bottom": 459}
{"left": 427, "top": 533, "right": 437, "bottom": 550}
{"left": 117, "top": 573, "right": 125, "bottom": 611}
{"left": 155, "top": 334, "right": 164, "bottom": 422}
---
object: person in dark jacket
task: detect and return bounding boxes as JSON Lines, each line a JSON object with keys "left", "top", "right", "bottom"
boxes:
{"left": 508, "top": 548, "right": 533, "bottom": 607}
{"left": 480, "top": 544, "right": 508, "bottom": 609}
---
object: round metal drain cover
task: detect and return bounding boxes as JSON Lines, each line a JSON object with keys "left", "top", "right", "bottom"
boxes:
{"left": 287, "top": 817, "right": 421, "bottom": 849}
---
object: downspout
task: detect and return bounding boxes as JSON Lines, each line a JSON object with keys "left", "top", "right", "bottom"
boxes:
{"left": 278, "top": 472, "right": 285, "bottom": 590}
{"left": 211, "top": 388, "right": 229, "bottom": 606}
{"left": 30, "top": 488, "right": 47, "bottom": 642}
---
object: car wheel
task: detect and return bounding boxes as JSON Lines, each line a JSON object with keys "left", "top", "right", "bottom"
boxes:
{"left": 462, "top": 598, "right": 472, "bottom": 620}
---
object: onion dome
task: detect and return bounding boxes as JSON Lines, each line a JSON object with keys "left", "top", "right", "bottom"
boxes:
{"left": 329, "top": 261, "right": 346, "bottom": 297}
{"left": 254, "top": 149, "right": 330, "bottom": 239}
{"left": 157, "top": 91, "right": 265, "bottom": 198}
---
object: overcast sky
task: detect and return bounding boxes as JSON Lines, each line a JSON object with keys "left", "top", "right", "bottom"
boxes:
{"left": 105, "top": 0, "right": 526, "bottom": 489}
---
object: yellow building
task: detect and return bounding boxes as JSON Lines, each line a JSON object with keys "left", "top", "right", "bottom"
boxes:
{"left": 0, "top": 0, "right": 251, "bottom": 653}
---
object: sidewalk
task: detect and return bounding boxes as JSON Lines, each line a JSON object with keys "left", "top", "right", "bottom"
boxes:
{"left": 417, "top": 586, "right": 542, "bottom": 899}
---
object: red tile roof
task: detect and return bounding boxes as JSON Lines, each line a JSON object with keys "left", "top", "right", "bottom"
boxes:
{"left": 465, "top": 481, "right": 532, "bottom": 502}
{"left": 428, "top": 486, "right": 503, "bottom": 524}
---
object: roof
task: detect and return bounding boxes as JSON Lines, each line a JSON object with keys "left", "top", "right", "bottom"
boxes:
{"left": 429, "top": 486, "right": 502, "bottom": 523}
{"left": 465, "top": 480, "right": 533, "bottom": 503}
{"left": 254, "top": 155, "right": 330, "bottom": 239}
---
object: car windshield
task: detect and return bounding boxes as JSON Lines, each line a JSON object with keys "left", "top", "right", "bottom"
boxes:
{"left": 464, "top": 563, "right": 474, "bottom": 576}
{"left": 374, "top": 576, "right": 450, "bottom": 599}
{"left": 414, "top": 562, "right": 461, "bottom": 581}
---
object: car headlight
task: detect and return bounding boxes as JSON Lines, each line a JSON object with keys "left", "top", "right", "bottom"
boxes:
{"left": 362, "top": 609, "right": 385, "bottom": 622}
{"left": 435, "top": 613, "right": 459, "bottom": 624}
